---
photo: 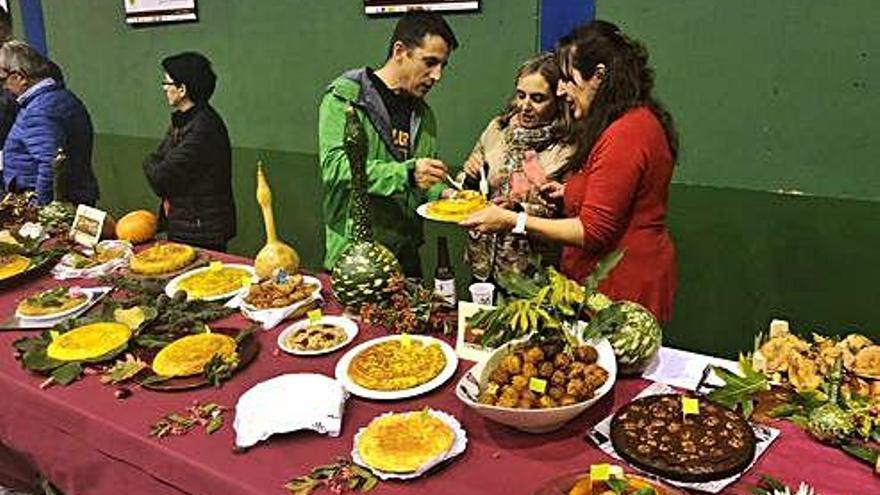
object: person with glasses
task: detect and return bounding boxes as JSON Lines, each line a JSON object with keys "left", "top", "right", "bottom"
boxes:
{"left": 0, "top": 40, "right": 97, "bottom": 205}
{"left": 460, "top": 21, "right": 679, "bottom": 323}
{"left": 143, "top": 51, "right": 235, "bottom": 252}
{"left": 319, "top": 11, "right": 457, "bottom": 277}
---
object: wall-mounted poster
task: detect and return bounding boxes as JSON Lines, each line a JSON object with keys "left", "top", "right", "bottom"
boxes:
{"left": 365, "top": 0, "right": 479, "bottom": 15}
{"left": 124, "top": 0, "right": 197, "bottom": 25}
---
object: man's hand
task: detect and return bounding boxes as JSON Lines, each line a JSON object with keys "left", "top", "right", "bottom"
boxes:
{"left": 413, "top": 158, "right": 448, "bottom": 190}
{"left": 463, "top": 152, "right": 484, "bottom": 179}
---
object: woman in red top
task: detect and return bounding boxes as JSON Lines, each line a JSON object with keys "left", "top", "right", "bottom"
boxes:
{"left": 461, "top": 21, "right": 679, "bottom": 322}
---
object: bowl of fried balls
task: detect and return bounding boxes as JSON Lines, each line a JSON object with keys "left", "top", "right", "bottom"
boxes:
{"left": 456, "top": 335, "right": 616, "bottom": 433}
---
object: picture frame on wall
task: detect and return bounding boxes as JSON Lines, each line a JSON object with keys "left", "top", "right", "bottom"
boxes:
{"left": 124, "top": 0, "right": 197, "bottom": 25}
{"left": 365, "top": 0, "right": 479, "bottom": 15}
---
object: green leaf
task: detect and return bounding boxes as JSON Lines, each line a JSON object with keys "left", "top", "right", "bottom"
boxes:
{"left": 583, "top": 249, "right": 624, "bottom": 293}
{"left": 205, "top": 415, "right": 224, "bottom": 435}
{"left": 632, "top": 488, "right": 656, "bottom": 495}
{"left": 139, "top": 375, "right": 171, "bottom": 386}
{"left": 740, "top": 398, "right": 755, "bottom": 420}
{"left": 605, "top": 478, "right": 628, "bottom": 494}
{"left": 707, "top": 364, "right": 769, "bottom": 411}
{"left": 22, "top": 347, "right": 65, "bottom": 371}
{"left": 50, "top": 362, "right": 83, "bottom": 386}
{"left": 841, "top": 443, "right": 880, "bottom": 466}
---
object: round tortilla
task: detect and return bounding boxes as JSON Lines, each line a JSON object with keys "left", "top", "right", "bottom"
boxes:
{"left": 357, "top": 411, "right": 455, "bottom": 473}
{"left": 152, "top": 333, "right": 237, "bottom": 377}
{"left": 46, "top": 322, "right": 132, "bottom": 362}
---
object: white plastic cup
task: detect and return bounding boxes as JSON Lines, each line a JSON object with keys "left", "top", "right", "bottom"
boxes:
{"left": 469, "top": 282, "right": 495, "bottom": 306}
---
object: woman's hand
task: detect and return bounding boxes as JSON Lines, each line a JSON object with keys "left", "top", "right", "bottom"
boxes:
{"left": 540, "top": 180, "right": 565, "bottom": 199}
{"left": 459, "top": 204, "right": 517, "bottom": 233}
{"left": 463, "top": 152, "right": 484, "bottom": 178}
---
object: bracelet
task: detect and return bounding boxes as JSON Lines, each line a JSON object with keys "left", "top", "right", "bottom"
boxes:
{"left": 512, "top": 211, "right": 527, "bottom": 235}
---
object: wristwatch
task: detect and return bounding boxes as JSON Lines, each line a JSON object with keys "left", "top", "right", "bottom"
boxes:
{"left": 512, "top": 211, "right": 527, "bottom": 235}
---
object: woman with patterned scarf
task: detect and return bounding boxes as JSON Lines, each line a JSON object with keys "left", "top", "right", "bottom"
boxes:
{"left": 456, "top": 53, "right": 577, "bottom": 282}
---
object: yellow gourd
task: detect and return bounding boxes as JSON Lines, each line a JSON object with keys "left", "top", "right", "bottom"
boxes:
{"left": 253, "top": 163, "right": 300, "bottom": 279}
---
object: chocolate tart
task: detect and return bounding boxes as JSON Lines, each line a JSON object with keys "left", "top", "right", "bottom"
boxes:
{"left": 610, "top": 394, "right": 756, "bottom": 482}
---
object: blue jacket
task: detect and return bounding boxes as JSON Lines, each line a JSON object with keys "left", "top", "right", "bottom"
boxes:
{"left": 2, "top": 79, "right": 98, "bottom": 205}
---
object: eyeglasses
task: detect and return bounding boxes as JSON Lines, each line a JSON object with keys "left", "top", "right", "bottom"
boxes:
{"left": 161, "top": 80, "right": 179, "bottom": 88}
{"left": 0, "top": 67, "right": 19, "bottom": 81}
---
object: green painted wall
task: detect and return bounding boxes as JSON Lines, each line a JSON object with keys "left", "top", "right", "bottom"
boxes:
{"left": 26, "top": 1, "right": 880, "bottom": 357}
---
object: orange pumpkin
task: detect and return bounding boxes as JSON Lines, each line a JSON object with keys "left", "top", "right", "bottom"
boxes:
{"left": 115, "top": 210, "right": 158, "bottom": 244}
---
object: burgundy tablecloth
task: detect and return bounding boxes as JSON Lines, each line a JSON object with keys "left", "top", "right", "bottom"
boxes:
{"left": 0, "top": 251, "right": 876, "bottom": 495}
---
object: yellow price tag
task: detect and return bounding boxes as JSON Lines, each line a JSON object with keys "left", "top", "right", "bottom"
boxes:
{"left": 307, "top": 309, "right": 323, "bottom": 324}
{"left": 590, "top": 464, "right": 610, "bottom": 481}
{"left": 208, "top": 261, "right": 223, "bottom": 271}
{"left": 401, "top": 333, "right": 412, "bottom": 348}
{"left": 682, "top": 396, "right": 700, "bottom": 416}
{"left": 528, "top": 377, "right": 547, "bottom": 394}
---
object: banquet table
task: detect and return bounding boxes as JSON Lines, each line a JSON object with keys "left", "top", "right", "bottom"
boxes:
{"left": 0, "top": 250, "right": 876, "bottom": 495}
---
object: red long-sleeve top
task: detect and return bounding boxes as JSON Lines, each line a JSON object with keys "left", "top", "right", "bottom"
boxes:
{"left": 561, "top": 106, "right": 676, "bottom": 322}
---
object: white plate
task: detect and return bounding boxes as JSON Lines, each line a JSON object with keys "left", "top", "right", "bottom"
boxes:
{"left": 277, "top": 315, "right": 358, "bottom": 356}
{"left": 165, "top": 263, "right": 257, "bottom": 301}
{"left": 351, "top": 408, "right": 467, "bottom": 480}
{"left": 335, "top": 334, "right": 459, "bottom": 400}
{"left": 15, "top": 289, "right": 94, "bottom": 321}
{"left": 241, "top": 275, "right": 323, "bottom": 313}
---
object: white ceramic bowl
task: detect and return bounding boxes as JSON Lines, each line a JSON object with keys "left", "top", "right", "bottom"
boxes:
{"left": 455, "top": 337, "right": 616, "bottom": 433}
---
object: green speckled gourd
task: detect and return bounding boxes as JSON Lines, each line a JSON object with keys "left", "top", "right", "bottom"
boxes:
{"left": 38, "top": 148, "right": 76, "bottom": 231}
{"left": 584, "top": 300, "right": 662, "bottom": 375}
{"left": 806, "top": 357, "right": 855, "bottom": 444}
{"left": 331, "top": 105, "right": 402, "bottom": 308}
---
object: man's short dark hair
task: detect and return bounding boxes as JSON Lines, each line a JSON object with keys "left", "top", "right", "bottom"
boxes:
{"left": 386, "top": 11, "right": 458, "bottom": 59}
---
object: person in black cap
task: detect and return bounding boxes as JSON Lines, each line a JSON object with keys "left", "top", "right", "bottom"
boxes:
{"left": 143, "top": 51, "right": 236, "bottom": 251}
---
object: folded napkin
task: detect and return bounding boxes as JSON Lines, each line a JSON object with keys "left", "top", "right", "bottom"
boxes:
{"left": 53, "top": 241, "right": 133, "bottom": 280}
{"left": 234, "top": 373, "right": 347, "bottom": 449}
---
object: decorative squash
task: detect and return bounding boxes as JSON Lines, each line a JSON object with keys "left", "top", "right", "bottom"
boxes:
{"left": 115, "top": 210, "right": 157, "bottom": 244}
{"left": 37, "top": 148, "right": 76, "bottom": 231}
{"left": 253, "top": 163, "right": 300, "bottom": 279}
{"left": 46, "top": 322, "right": 132, "bottom": 362}
{"left": 331, "top": 105, "right": 402, "bottom": 308}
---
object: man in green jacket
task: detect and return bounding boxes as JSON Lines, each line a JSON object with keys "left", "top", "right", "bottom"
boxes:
{"left": 319, "top": 11, "right": 458, "bottom": 277}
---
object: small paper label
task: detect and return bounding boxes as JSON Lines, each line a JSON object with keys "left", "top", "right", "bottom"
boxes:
{"left": 401, "top": 333, "right": 412, "bottom": 348}
{"left": 590, "top": 464, "right": 610, "bottom": 481}
{"left": 529, "top": 377, "right": 547, "bottom": 394}
{"left": 307, "top": 309, "right": 323, "bottom": 323}
{"left": 682, "top": 396, "right": 700, "bottom": 416}
{"left": 208, "top": 261, "right": 223, "bottom": 271}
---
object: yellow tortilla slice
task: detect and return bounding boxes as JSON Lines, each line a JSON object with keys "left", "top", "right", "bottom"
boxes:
{"left": 0, "top": 254, "right": 30, "bottom": 280}
{"left": 357, "top": 411, "right": 455, "bottom": 473}
{"left": 425, "top": 191, "right": 487, "bottom": 222}
{"left": 152, "top": 333, "right": 237, "bottom": 377}
{"left": 46, "top": 322, "right": 132, "bottom": 361}
{"left": 17, "top": 293, "right": 88, "bottom": 317}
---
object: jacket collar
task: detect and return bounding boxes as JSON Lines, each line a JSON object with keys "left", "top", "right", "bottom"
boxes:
{"left": 332, "top": 67, "right": 425, "bottom": 162}
{"left": 17, "top": 78, "right": 59, "bottom": 105}
{"left": 171, "top": 103, "right": 203, "bottom": 128}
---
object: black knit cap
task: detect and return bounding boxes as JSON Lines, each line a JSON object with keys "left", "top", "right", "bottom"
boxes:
{"left": 161, "top": 51, "right": 216, "bottom": 104}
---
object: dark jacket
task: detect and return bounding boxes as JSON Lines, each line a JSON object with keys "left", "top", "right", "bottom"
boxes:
{"left": 143, "top": 104, "right": 236, "bottom": 248}
{"left": 2, "top": 79, "right": 98, "bottom": 205}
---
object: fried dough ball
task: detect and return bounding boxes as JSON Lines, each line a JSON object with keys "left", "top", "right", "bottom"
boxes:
{"left": 551, "top": 369, "right": 567, "bottom": 386}
{"left": 584, "top": 363, "right": 609, "bottom": 388}
{"left": 522, "top": 362, "right": 539, "bottom": 379}
{"left": 497, "top": 396, "right": 517, "bottom": 408}
{"left": 567, "top": 378, "right": 589, "bottom": 400}
{"left": 568, "top": 361, "right": 586, "bottom": 379}
{"left": 560, "top": 394, "right": 578, "bottom": 406}
{"left": 541, "top": 342, "right": 562, "bottom": 358}
{"left": 501, "top": 354, "right": 522, "bottom": 374}
{"left": 554, "top": 353, "right": 572, "bottom": 369}
{"left": 538, "top": 361, "right": 555, "bottom": 378}
{"left": 575, "top": 345, "right": 598, "bottom": 364}
{"left": 510, "top": 374, "right": 529, "bottom": 391}
{"left": 520, "top": 389, "right": 537, "bottom": 402}
{"left": 499, "top": 386, "right": 518, "bottom": 403}
{"left": 490, "top": 368, "right": 511, "bottom": 385}
{"left": 548, "top": 386, "right": 564, "bottom": 400}
{"left": 524, "top": 346, "right": 545, "bottom": 364}
{"left": 478, "top": 391, "right": 497, "bottom": 405}
{"left": 538, "top": 395, "right": 557, "bottom": 409}
{"left": 518, "top": 396, "right": 536, "bottom": 409}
